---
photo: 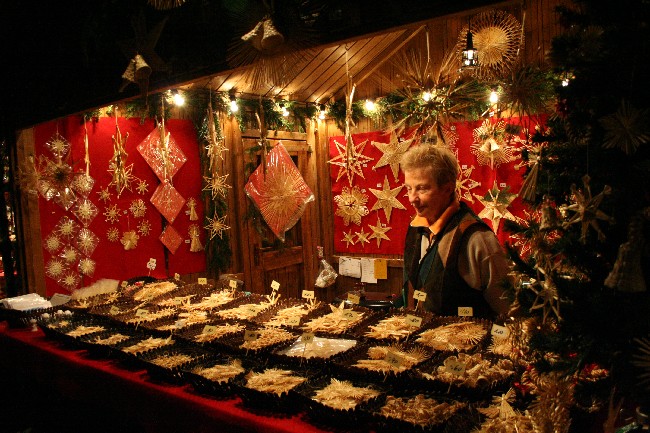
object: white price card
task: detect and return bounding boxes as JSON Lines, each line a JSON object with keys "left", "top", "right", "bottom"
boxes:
{"left": 385, "top": 351, "right": 403, "bottom": 368}
{"left": 341, "top": 310, "right": 360, "bottom": 321}
{"left": 405, "top": 314, "right": 423, "bottom": 328}
{"left": 198, "top": 277, "right": 208, "bottom": 285}
{"left": 458, "top": 306, "right": 474, "bottom": 317}
{"left": 413, "top": 290, "right": 427, "bottom": 302}
{"left": 301, "top": 332, "right": 315, "bottom": 344}
{"left": 347, "top": 293, "right": 360, "bottom": 305}
{"left": 287, "top": 316, "right": 301, "bottom": 326}
{"left": 445, "top": 359, "right": 467, "bottom": 376}
{"left": 135, "top": 308, "right": 149, "bottom": 318}
{"left": 202, "top": 325, "right": 218, "bottom": 335}
{"left": 271, "top": 280, "right": 280, "bottom": 291}
{"left": 229, "top": 279, "right": 238, "bottom": 288}
{"left": 491, "top": 324, "right": 510, "bottom": 339}
{"left": 244, "top": 330, "right": 260, "bottom": 341}
{"left": 302, "top": 290, "right": 315, "bottom": 299}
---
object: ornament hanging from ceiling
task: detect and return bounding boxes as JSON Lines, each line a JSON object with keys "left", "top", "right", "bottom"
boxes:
{"left": 600, "top": 100, "right": 650, "bottom": 155}
{"left": 604, "top": 207, "right": 649, "bottom": 293}
{"left": 456, "top": 9, "right": 524, "bottom": 80}
{"left": 159, "top": 225, "right": 182, "bottom": 254}
{"left": 205, "top": 214, "right": 230, "bottom": 240}
{"left": 558, "top": 175, "right": 613, "bottom": 244}
{"left": 45, "top": 132, "right": 71, "bottom": 158}
{"left": 137, "top": 121, "right": 187, "bottom": 183}
{"left": 372, "top": 131, "right": 415, "bottom": 181}
{"left": 470, "top": 119, "right": 515, "bottom": 169}
{"left": 514, "top": 128, "right": 548, "bottom": 202}
{"left": 369, "top": 176, "right": 406, "bottom": 223}
{"left": 206, "top": 98, "right": 228, "bottom": 171}
{"left": 474, "top": 181, "right": 518, "bottom": 233}
{"left": 334, "top": 185, "right": 369, "bottom": 226}
{"left": 203, "top": 173, "right": 231, "bottom": 200}
{"left": 150, "top": 180, "right": 186, "bottom": 224}
{"left": 244, "top": 143, "right": 314, "bottom": 242}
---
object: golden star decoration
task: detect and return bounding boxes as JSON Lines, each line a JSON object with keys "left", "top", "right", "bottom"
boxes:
{"left": 355, "top": 228, "right": 371, "bottom": 247}
{"left": 528, "top": 267, "right": 562, "bottom": 324}
{"left": 456, "top": 165, "right": 481, "bottom": 203}
{"left": 107, "top": 227, "right": 120, "bottom": 242}
{"left": 138, "top": 220, "right": 152, "bottom": 236}
{"left": 334, "top": 186, "right": 369, "bottom": 226}
{"left": 328, "top": 137, "right": 374, "bottom": 186}
{"left": 369, "top": 176, "right": 406, "bottom": 223}
{"left": 470, "top": 119, "right": 515, "bottom": 169}
{"left": 104, "top": 204, "right": 121, "bottom": 224}
{"left": 130, "top": 199, "right": 147, "bottom": 218}
{"left": 136, "top": 179, "right": 149, "bottom": 195}
{"left": 474, "top": 181, "right": 518, "bottom": 234}
{"left": 203, "top": 173, "right": 231, "bottom": 199}
{"left": 372, "top": 131, "right": 414, "bottom": 181}
{"left": 108, "top": 122, "right": 134, "bottom": 197}
{"left": 205, "top": 214, "right": 230, "bottom": 240}
{"left": 559, "top": 174, "right": 614, "bottom": 244}
{"left": 97, "top": 187, "right": 112, "bottom": 203}
{"left": 368, "top": 222, "right": 391, "bottom": 248}
{"left": 45, "top": 132, "right": 71, "bottom": 157}
{"left": 342, "top": 229, "right": 356, "bottom": 247}
{"left": 79, "top": 258, "right": 96, "bottom": 276}
{"left": 121, "top": 230, "right": 139, "bottom": 250}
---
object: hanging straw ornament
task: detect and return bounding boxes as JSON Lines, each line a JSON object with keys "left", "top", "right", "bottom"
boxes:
{"left": 558, "top": 175, "right": 614, "bottom": 244}
{"left": 147, "top": 0, "right": 186, "bottom": 10}
{"left": 470, "top": 119, "right": 515, "bottom": 169}
{"left": 457, "top": 9, "right": 524, "bottom": 80}
{"left": 120, "top": 54, "right": 152, "bottom": 97}
{"left": 188, "top": 224, "right": 204, "bottom": 252}
{"left": 473, "top": 181, "right": 518, "bottom": 234}
{"left": 604, "top": 207, "right": 649, "bottom": 293}
{"left": 108, "top": 111, "right": 135, "bottom": 197}
{"left": 539, "top": 196, "right": 559, "bottom": 230}
{"left": 206, "top": 97, "right": 228, "bottom": 172}
{"left": 187, "top": 198, "right": 199, "bottom": 221}
{"left": 121, "top": 230, "right": 140, "bottom": 251}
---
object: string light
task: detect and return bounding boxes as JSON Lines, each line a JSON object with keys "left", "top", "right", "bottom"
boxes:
{"left": 489, "top": 89, "right": 499, "bottom": 104}
{"left": 318, "top": 104, "right": 326, "bottom": 120}
{"left": 364, "top": 99, "right": 376, "bottom": 111}
{"left": 279, "top": 102, "right": 290, "bottom": 117}
{"left": 422, "top": 90, "right": 432, "bottom": 102}
{"left": 172, "top": 90, "right": 185, "bottom": 107}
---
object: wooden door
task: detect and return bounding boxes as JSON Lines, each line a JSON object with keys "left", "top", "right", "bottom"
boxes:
{"left": 239, "top": 131, "right": 317, "bottom": 301}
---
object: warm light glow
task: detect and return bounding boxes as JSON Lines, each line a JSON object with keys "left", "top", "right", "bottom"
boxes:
{"left": 489, "top": 90, "right": 499, "bottom": 104}
{"left": 422, "top": 91, "right": 432, "bottom": 102}
{"left": 318, "top": 104, "right": 326, "bottom": 120}
{"left": 172, "top": 92, "right": 185, "bottom": 107}
{"left": 281, "top": 106, "right": 290, "bottom": 117}
{"left": 229, "top": 96, "right": 239, "bottom": 113}
{"left": 561, "top": 79, "right": 570, "bottom": 87}
{"left": 364, "top": 99, "right": 376, "bottom": 111}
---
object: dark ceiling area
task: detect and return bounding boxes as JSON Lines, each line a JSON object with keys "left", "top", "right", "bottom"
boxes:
{"left": 0, "top": 0, "right": 504, "bottom": 132}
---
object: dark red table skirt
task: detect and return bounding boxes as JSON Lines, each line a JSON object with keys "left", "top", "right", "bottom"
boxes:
{"left": 0, "top": 322, "right": 334, "bottom": 433}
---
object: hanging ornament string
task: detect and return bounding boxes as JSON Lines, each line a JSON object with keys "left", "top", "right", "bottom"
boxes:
{"left": 109, "top": 107, "right": 134, "bottom": 197}
{"left": 158, "top": 98, "right": 171, "bottom": 182}
{"left": 83, "top": 120, "right": 90, "bottom": 176}
{"left": 256, "top": 95, "right": 269, "bottom": 176}
{"left": 344, "top": 46, "right": 357, "bottom": 176}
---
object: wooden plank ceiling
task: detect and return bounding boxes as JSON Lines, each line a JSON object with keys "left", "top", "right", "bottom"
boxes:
{"left": 187, "top": 25, "right": 423, "bottom": 104}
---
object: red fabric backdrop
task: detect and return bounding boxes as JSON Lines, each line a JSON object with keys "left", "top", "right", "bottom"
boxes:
{"left": 34, "top": 117, "right": 206, "bottom": 296}
{"left": 330, "top": 116, "right": 546, "bottom": 255}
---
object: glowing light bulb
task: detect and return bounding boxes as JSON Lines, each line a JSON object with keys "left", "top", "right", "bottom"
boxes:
{"left": 318, "top": 104, "right": 326, "bottom": 120}
{"left": 364, "top": 99, "right": 375, "bottom": 111}
{"left": 422, "top": 91, "right": 432, "bottom": 102}
{"left": 172, "top": 92, "right": 185, "bottom": 107}
{"left": 229, "top": 96, "right": 239, "bottom": 113}
{"left": 489, "top": 90, "right": 499, "bottom": 104}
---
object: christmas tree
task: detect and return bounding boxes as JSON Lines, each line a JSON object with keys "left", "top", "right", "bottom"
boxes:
{"left": 504, "top": 0, "right": 650, "bottom": 429}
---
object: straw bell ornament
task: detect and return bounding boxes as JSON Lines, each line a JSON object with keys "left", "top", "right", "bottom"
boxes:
{"left": 120, "top": 54, "right": 152, "bottom": 95}
{"left": 539, "top": 197, "right": 558, "bottom": 230}
{"left": 261, "top": 18, "right": 284, "bottom": 51}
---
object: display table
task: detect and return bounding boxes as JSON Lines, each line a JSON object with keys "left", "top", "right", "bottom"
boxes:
{"left": 0, "top": 321, "right": 333, "bottom": 433}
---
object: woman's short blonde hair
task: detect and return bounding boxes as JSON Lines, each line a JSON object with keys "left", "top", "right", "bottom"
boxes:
{"left": 401, "top": 144, "right": 459, "bottom": 187}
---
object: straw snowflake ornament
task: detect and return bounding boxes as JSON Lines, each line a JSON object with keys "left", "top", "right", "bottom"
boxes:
{"left": 474, "top": 181, "right": 518, "bottom": 233}
{"left": 334, "top": 186, "right": 369, "bottom": 226}
{"left": 558, "top": 175, "right": 613, "bottom": 244}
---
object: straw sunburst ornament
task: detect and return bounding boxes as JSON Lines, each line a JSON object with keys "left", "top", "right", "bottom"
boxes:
{"left": 334, "top": 186, "right": 369, "bottom": 226}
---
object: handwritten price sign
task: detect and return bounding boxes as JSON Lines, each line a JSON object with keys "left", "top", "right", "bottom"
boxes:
{"left": 405, "top": 314, "right": 423, "bottom": 328}
{"left": 244, "top": 330, "right": 260, "bottom": 341}
{"left": 491, "top": 324, "right": 510, "bottom": 339}
{"left": 445, "top": 359, "right": 467, "bottom": 376}
{"left": 385, "top": 351, "right": 403, "bottom": 368}
{"left": 301, "top": 332, "right": 315, "bottom": 344}
{"left": 458, "top": 306, "right": 474, "bottom": 317}
{"left": 347, "top": 293, "right": 360, "bottom": 305}
{"left": 302, "top": 290, "right": 315, "bottom": 299}
{"left": 413, "top": 290, "right": 427, "bottom": 302}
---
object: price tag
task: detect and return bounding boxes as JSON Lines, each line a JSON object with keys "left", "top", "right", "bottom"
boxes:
{"left": 461, "top": 164, "right": 468, "bottom": 169}
{"left": 445, "top": 359, "right": 467, "bottom": 376}
{"left": 198, "top": 277, "right": 208, "bottom": 285}
{"left": 244, "top": 330, "right": 260, "bottom": 342}
{"left": 491, "top": 324, "right": 510, "bottom": 339}
{"left": 135, "top": 308, "right": 149, "bottom": 318}
{"left": 287, "top": 316, "right": 301, "bottom": 326}
{"left": 174, "top": 273, "right": 181, "bottom": 281}
{"left": 405, "top": 314, "right": 423, "bottom": 328}
{"left": 302, "top": 290, "right": 315, "bottom": 299}
{"left": 413, "top": 290, "right": 427, "bottom": 302}
{"left": 499, "top": 182, "right": 507, "bottom": 188}
{"left": 301, "top": 332, "right": 315, "bottom": 344}
{"left": 385, "top": 351, "right": 403, "bottom": 368}
{"left": 121, "top": 281, "right": 128, "bottom": 288}
{"left": 229, "top": 279, "right": 238, "bottom": 289}
{"left": 458, "top": 306, "right": 474, "bottom": 317}
{"left": 202, "top": 325, "right": 218, "bottom": 335}
{"left": 271, "top": 280, "right": 280, "bottom": 291}
{"left": 341, "top": 310, "right": 360, "bottom": 321}
{"left": 184, "top": 239, "right": 190, "bottom": 244}
{"left": 347, "top": 293, "right": 360, "bottom": 305}
{"left": 109, "top": 306, "right": 120, "bottom": 315}
{"left": 173, "top": 297, "right": 185, "bottom": 306}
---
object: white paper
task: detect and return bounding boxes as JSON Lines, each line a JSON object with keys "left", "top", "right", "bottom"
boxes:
{"left": 338, "top": 257, "right": 361, "bottom": 278}
{"left": 360, "top": 258, "right": 377, "bottom": 283}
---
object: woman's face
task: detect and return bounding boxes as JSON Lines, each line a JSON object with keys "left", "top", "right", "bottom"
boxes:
{"left": 404, "top": 167, "right": 454, "bottom": 224}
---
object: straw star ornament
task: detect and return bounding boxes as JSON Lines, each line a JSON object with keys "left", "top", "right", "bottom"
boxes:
{"left": 470, "top": 120, "right": 515, "bottom": 169}
{"left": 203, "top": 174, "right": 231, "bottom": 199}
{"left": 368, "top": 222, "right": 391, "bottom": 248}
{"left": 456, "top": 165, "right": 481, "bottom": 203}
{"left": 355, "top": 228, "right": 371, "bottom": 247}
{"left": 372, "top": 131, "right": 414, "bottom": 181}
{"left": 205, "top": 214, "right": 230, "bottom": 240}
{"left": 334, "top": 186, "right": 369, "bottom": 226}
{"left": 342, "top": 230, "right": 356, "bottom": 247}
{"left": 369, "top": 176, "right": 406, "bottom": 223}
{"left": 474, "top": 181, "right": 518, "bottom": 233}
{"left": 328, "top": 137, "right": 373, "bottom": 186}
{"left": 559, "top": 175, "right": 613, "bottom": 244}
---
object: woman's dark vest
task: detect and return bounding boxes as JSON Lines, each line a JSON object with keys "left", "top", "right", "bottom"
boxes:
{"left": 401, "top": 202, "right": 493, "bottom": 318}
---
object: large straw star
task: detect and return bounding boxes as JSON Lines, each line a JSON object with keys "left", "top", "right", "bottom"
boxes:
{"left": 474, "top": 181, "right": 518, "bottom": 233}
{"left": 372, "top": 131, "right": 414, "bottom": 181}
{"left": 369, "top": 176, "right": 406, "bottom": 223}
{"left": 558, "top": 174, "right": 613, "bottom": 244}
{"left": 328, "top": 137, "right": 373, "bottom": 186}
